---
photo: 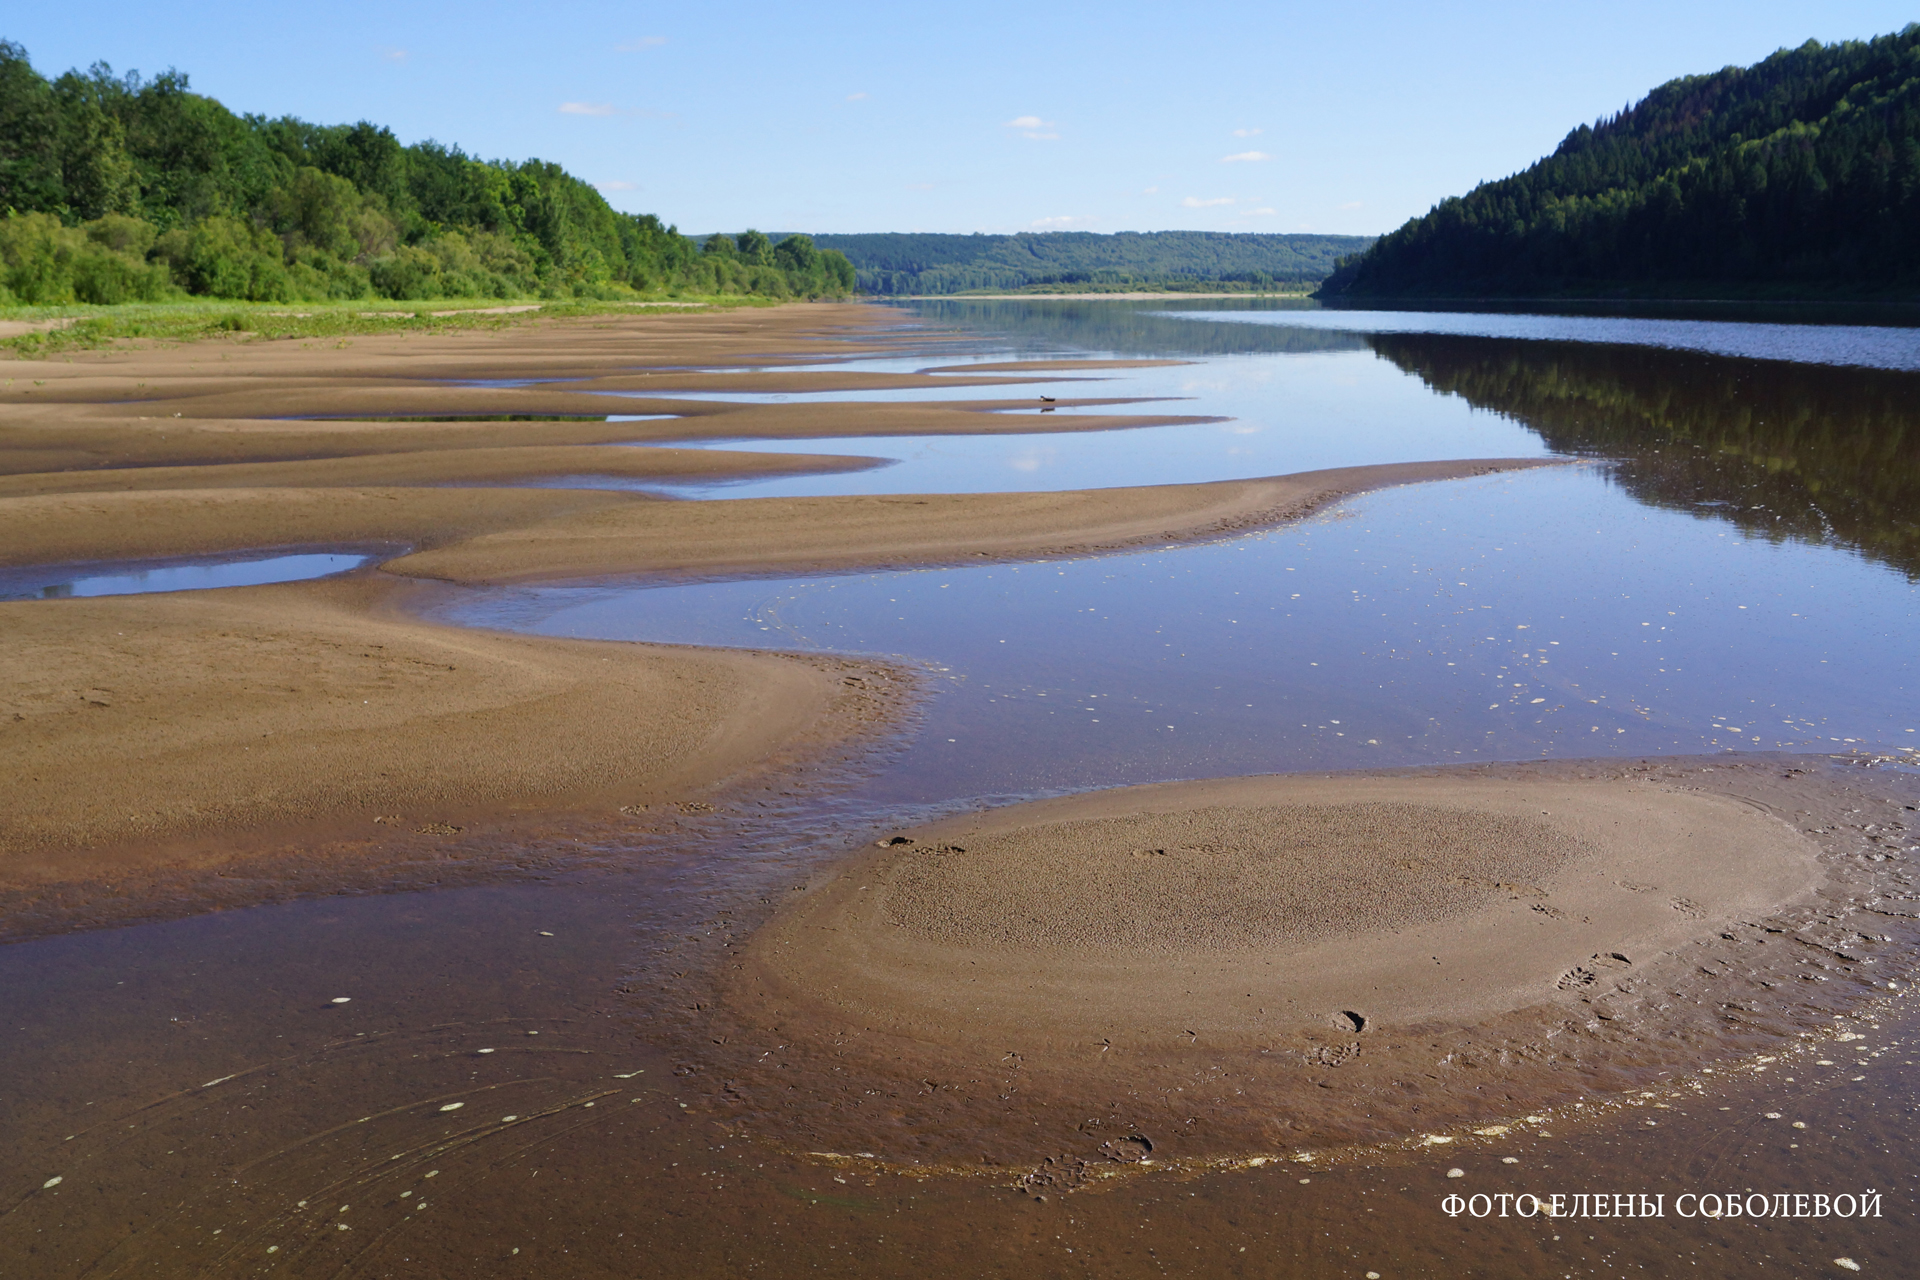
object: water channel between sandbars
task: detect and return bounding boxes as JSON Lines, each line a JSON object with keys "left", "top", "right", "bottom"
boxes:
{"left": 447, "top": 465, "right": 1916, "bottom": 804}
{"left": 5, "top": 301, "right": 1920, "bottom": 1279}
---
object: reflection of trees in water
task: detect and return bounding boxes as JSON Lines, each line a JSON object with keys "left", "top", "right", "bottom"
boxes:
{"left": 899, "top": 298, "right": 1371, "bottom": 358}
{"left": 1368, "top": 334, "right": 1920, "bottom": 579}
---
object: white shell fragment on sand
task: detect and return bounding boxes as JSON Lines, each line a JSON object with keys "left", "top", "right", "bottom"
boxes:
{"left": 42, "top": 1176, "right": 62, "bottom": 1189}
{"left": 1446, "top": 1168, "right": 1465, "bottom": 1178}
{"left": 439, "top": 1102, "right": 465, "bottom": 1112}
{"left": 1835, "top": 1260, "right": 1862, "bottom": 1273}
{"left": 330, "top": 997, "right": 351, "bottom": 1004}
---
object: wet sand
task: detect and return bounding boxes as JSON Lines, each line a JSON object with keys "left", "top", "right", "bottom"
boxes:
{"left": 0, "top": 442, "right": 890, "bottom": 496}
{"left": 0, "top": 574, "right": 902, "bottom": 888}
{"left": 1, "top": 302, "right": 1549, "bottom": 894}
{"left": 745, "top": 771, "right": 1821, "bottom": 1044}
{"left": 383, "top": 460, "right": 1554, "bottom": 584}
{"left": 703, "top": 755, "right": 1914, "bottom": 1169}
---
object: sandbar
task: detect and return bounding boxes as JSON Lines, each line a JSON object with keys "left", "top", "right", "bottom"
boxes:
{"left": 740, "top": 771, "right": 1821, "bottom": 1046}
{"left": 0, "top": 574, "right": 899, "bottom": 887}
{"left": 700, "top": 757, "right": 1912, "bottom": 1166}
{"left": 384, "top": 460, "right": 1555, "bottom": 584}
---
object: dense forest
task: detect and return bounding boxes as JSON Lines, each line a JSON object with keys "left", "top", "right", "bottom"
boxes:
{"left": 0, "top": 42, "right": 853, "bottom": 305}
{"left": 1321, "top": 26, "right": 1920, "bottom": 298}
{"left": 809, "top": 231, "right": 1374, "bottom": 295}
{"left": 1369, "top": 332, "right": 1920, "bottom": 577}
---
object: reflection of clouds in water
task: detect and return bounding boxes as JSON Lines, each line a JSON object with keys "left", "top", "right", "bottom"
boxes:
{"left": 1007, "top": 447, "right": 1058, "bottom": 473}
{"left": 1223, "top": 424, "right": 1262, "bottom": 435}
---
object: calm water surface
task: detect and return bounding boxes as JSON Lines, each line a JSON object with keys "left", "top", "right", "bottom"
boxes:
{"left": 5, "top": 299, "right": 1919, "bottom": 1278}
{"left": 454, "top": 467, "right": 1916, "bottom": 805}
{"left": 0, "top": 550, "right": 374, "bottom": 600}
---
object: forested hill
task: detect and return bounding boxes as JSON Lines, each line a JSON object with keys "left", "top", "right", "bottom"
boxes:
{"left": 1320, "top": 26, "right": 1920, "bottom": 299}
{"left": 0, "top": 42, "right": 852, "bottom": 305}
{"left": 805, "top": 231, "right": 1374, "bottom": 295}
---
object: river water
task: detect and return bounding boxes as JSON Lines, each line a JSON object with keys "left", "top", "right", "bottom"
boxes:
{"left": 3, "top": 298, "right": 1918, "bottom": 1278}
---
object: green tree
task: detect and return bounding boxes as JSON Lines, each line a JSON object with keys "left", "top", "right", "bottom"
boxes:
{"left": 736, "top": 228, "right": 774, "bottom": 266}
{"left": 0, "top": 41, "right": 62, "bottom": 215}
{"left": 0, "top": 41, "right": 860, "bottom": 304}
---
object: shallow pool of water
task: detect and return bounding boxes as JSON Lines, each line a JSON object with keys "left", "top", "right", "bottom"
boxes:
{"left": 446, "top": 466, "right": 1918, "bottom": 805}
{"left": 0, "top": 550, "right": 376, "bottom": 601}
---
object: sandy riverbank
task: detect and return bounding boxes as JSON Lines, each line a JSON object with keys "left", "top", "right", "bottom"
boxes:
{"left": 382, "top": 459, "right": 1557, "bottom": 584}
{"left": 0, "top": 303, "right": 1530, "bottom": 893}
{"left": 0, "top": 304, "right": 921, "bottom": 887}
{"left": 742, "top": 771, "right": 1819, "bottom": 1043}
{"left": 698, "top": 754, "right": 1912, "bottom": 1168}
{"left": 0, "top": 574, "right": 906, "bottom": 889}
{"left": 0, "top": 301, "right": 1550, "bottom": 900}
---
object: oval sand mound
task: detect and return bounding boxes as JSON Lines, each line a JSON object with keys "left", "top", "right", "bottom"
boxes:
{"left": 742, "top": 772, "right": 1822, "bottom": 1046}
{"left": 883, "top": 802, "right": 1587, "bottom": 954}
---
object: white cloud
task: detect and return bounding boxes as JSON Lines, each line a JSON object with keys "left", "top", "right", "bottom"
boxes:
{"left": 617, "top": 36, "right": 667, "bottom": 51}
{"left": 1031, "top": 215, "right": 1094, "bottom": 228}
{"left": 1338, "top": 200, "right": 1364, "bottom": 210}
{"left": 1247, "top": 207, "right": 1278, "bottom": 215}
{"left": 846, "top": 91, "right": 868, "bottom": 101}
{"left": 597, "top": 180, "right": 639, "bottom": 191}
{"left": 1142, "top": 185, "right": 1159, "bottom": 195}
{"left": 377, "top": 46, "right": 408, "bottom": 62}
{"left": 1182, "top": 196, "right": 1236, "bottom": 208}
{"left": 560, "top": 102, "right": 617, "bottom": 117}
{"left": 1232, "top": 127, "right": 1263, "bottom": 137}
{"left": 1004, "top": 115, "right": 1059, "bottom": 139}
{"left": 1221, "top": 150, "right": 1272, "bottom": 163}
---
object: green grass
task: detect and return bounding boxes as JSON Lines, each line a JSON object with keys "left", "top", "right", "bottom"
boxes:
{"left": 0, "top": 293, "right": 791, "bottom": 358}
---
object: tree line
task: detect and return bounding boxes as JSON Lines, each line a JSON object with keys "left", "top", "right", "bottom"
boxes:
{"left": 1321, "top": 26, "right": 1920, "bottom": 298}
{"left": 809, "top": 231, "right": 1375, "bottom": 295}
{"left": 0, "top": 42, "right": 854, "bottom": 305}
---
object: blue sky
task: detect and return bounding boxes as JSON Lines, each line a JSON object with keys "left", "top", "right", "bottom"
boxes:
{"left": 8, "top": 2, "right": 1916, "bottom": 237}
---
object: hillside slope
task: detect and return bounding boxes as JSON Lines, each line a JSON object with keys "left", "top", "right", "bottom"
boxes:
{"left": 1320, "top": 26, "right": 1920, "bottom": 299}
